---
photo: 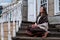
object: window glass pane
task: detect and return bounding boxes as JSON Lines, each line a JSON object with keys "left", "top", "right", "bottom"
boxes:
{"left": 59, "top": 1, "right": 60, "bottom": 6}
{"left": 40, "top": 0, "right": 47, "bottom": 13}
{"left": 45, "top": 3, "right": 47, "bottom": 6}
{"left": 41, "top": 0, "right": 43, "bottom": 4}
{"left": 43, "top": 0, "right": 44, "bottom": 3}
{"left": 43, "top": 3, "right": 47, "bottom": 7}
{"left": 59, "top": 7, "right": 60, "bottom": 11}
{"left": 43, "top": 4, "right": 45, "bottom": 7}
{"left": 45, "top": 0, "right": 47, "bottom": 2}
{"left": 43, "top": 0, "right": 47, "bottom": 3}
{"left": 59, "top": 0, "right": 60, "bottom": 2}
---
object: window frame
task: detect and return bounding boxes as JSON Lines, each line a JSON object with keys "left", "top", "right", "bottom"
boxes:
{"left": 40, "top": 0, "right": 48, "bottom": 14}
{"left": 54, "top": 0, "right": 60, "bottom": 15}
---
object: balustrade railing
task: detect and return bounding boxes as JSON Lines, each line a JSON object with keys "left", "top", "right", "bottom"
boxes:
{"left": 0, "top": 1, "right": 22, "bottom": 40}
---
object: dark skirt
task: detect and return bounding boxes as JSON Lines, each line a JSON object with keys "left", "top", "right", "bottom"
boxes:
{"left": 27, "top": 27, "right": 46, "bottom": 37}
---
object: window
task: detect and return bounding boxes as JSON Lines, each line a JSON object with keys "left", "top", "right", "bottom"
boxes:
{"left": 40, "top": 0, "right": 48, "bottom": 13}
{"left": 54, "top": 0, "right": 60, "bottom": 15}
{"left": 23, "top": 0, "right": 28, "bottom": 6}
{"left": 45, "top": 0, "right": 47, "bottom": 2}
{"left": 41, "top": 0, "right": 43, "bottom": 4}
{"left": 59, "top": 0, "right": 60, "bottom": 11}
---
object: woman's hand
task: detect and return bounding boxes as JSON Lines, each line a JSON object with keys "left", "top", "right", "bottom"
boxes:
{"left": 32, "top": 23, "right": 37, "bottom": 28}
{"left": 35, "top": 23, "right": 37, "bottom": 26}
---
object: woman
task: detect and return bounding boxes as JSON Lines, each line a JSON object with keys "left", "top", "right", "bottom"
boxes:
{"left": 27, "top": 6, "right": 48, "bottom": 38}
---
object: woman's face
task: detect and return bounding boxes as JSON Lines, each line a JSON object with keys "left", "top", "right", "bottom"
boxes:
{"left": 40, "top": 7, "right": 44, "bottom": 13}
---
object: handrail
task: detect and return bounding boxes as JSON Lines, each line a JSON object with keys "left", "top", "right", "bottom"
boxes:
{"left": 2, "top": 1, "right": 17, "bottom": 10}
{"left": 1, "top": 1, "right": 22, "bottom": 16}
{"left": 1, "top": 4, "right": 18, "bottom": 15}
{"left": 2, "top": 1, "right": 18, "bottom": 14}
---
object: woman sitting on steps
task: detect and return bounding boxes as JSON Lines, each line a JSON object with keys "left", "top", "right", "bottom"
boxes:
{"left": 26, "top": 6, "right": 48, "bottom": 38}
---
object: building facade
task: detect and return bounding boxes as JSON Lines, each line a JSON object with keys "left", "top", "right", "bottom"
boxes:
{"left": 22, "top": 0, "right": 60, "bottom": 24}
{"left": 0, "top": 0, "right": 60, "bottom": 23}
{"left": 22, "top": 0, "right": 40, "bottom": 22}
{"left": 22, "top": 0, "right": 28, "bottom": 21}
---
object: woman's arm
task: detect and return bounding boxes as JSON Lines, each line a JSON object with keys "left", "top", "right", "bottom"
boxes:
{"left": 32, "top": 23, "right": 37, "bottom": 28}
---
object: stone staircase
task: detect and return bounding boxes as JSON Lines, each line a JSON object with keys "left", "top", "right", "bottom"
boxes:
{"left": 12, "top": 21, "right": 60, "bottom": 40}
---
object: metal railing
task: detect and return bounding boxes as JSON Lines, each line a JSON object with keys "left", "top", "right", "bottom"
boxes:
{"left": 0, "top": 1, "right": 22, "bottom": 40}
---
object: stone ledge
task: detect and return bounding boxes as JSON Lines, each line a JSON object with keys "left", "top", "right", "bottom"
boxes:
{"left": 12, "top": 37, "right": 60, "bottom": 40}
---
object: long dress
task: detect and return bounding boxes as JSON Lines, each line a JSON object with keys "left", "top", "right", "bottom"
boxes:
{"left": 27, "top": 15, "right": 48, "bottom": 37}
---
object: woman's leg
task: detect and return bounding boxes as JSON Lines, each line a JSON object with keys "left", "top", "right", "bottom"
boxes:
{"left": 31, "top": 27, "right": 43, "bottom": 37}
{"left": 26, "top": 27, "right": 39, "bottom": 37}
{"left": 33, "top": 32, "right": 42, "bottom": 37}
{"left": 26, "top": 30, "right": 33, "bottom": 36}
{"left": 42, "top": 32, "right": 48, "bottom": 38}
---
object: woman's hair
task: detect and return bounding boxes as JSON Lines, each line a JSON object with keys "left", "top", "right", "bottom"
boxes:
{"left": 0, "top": 6, "right": 3, "bottom": 10}
{"left": 39, "top": 6, "right": 47, "bottom": 16}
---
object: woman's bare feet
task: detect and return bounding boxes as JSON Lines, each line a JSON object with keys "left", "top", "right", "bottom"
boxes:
{"left": 26, "top": 31, "right": 33, "bottom": 36}
{"left": 42, "top": 32, "right": 48, "bottom": 38}
{"left": 42, "top": 36, "right": 46, "bottom": 38}
{"left": 33, "top": 35, "right": 38, "bottom": 37}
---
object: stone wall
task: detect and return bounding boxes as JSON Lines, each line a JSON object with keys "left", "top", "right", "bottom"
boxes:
{"left": 48, "top": 0, "right": 54, "bottom": 16}
{"left": 22, "top": 0, "right": 28, "bottom": 21}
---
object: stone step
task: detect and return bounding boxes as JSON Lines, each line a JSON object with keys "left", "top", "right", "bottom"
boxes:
{"left": 48, "top": 28, "right": 59, "bottom": 32}
{"left": 21, "top": 23, "right": 33, "bottom": 26}
{"left": 16, "top": 31, "right": 28, "bottom": 37}
{"left": 21, "top": 22, "right": 34, "bottom": 27}
{"left": 21, "top": 24, "right": 29, "bottom": 26}
{"left": 16, "top": 30, "right": 60, "bottom": 37}
{"left": 21, "top": 23, "right": 55, "bottom": 28}
{"left": 20, "top": 26, "right": 58, "bottom": 32}
{"left": 21, "top": 21, "right": 56, "bottom": 28}
{"left": 21, "top": 24, "right": 56, "bottom": 28}
{"left": 48, "top": 32, "right": 60, "bottom": 37}
{"left": 20, "top": 26, "right": 28, "bottom": 29}
{"left": 12, "top": 37, "right": 60, "bottom": 40}
{"left": 20, "top": 23, "right": 58, "bottom": 32}
{"left": 22, "top": 21, "right": 35, "bottom": 24}
{"left": 19, "top": 27, "right": 59, "bottom": 32}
